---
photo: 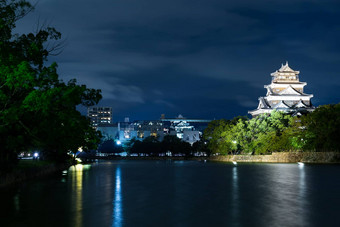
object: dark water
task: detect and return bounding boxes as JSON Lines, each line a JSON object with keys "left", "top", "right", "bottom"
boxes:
{"left": 1, "top": 161, "right": 340, "bottom": 227}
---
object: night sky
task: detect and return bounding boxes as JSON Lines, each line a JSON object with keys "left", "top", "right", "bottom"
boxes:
{"left": 15, "top": 0, "right": 340, "bottom": 121}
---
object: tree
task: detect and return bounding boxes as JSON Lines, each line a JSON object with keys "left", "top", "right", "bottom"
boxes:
{"left": 161, "top": 135, "right": 192, "bottom": 156}
{"left": 142, "top": 136, "right": 162, "bottom": 156}
{"left": 300, "top": 103, "right": 340, "bottom": 151}
{"left": 203, "top": 119, "right": 233, "bottom": 155}
{"left": 243, "top": 111, "right": 293, "bottom": 154}
{"left": 203, "top": 112, "right": 297, "bottom": 155}
{"left": 129, "top": 137, "right": 161, "bottom": 156}
{"left": 0, "top": 0, "right": 102, "bottom": 172}
{"left": 204, "top": 117, "right": 248, "bottom": 155}
{"left": 98, "top": 139, "right": 123, "bottom": 154}
{"left": 192, "top": 139, "right": 210, "bottom": 156}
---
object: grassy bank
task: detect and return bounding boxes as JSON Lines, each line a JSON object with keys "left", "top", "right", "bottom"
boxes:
{"left": 0, "top": 159, "right": 70, "bottom": 188}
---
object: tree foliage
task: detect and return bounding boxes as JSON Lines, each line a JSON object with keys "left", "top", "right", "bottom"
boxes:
{"left": 0, "top": 0, "right": 102, "bottom": 172}
{"left": 203, "top": 117, "right": 247, "bottom": 155}
{"left": 192, "top": 139, "right": 210, "bottom": 156}
{"left": 204, "top": 111, "right": 300, "bottom": 155}
{"left": 300, "top": 103, "right": 340, "bottom": 151}
{"left": 98, "top": 139, "right": 123, "bottom": 154}
{"left": 204, "top": 106, "right": 340, "bottom": 155}
{"left": 129, "top": 135, "right": 193, "bottom": 157}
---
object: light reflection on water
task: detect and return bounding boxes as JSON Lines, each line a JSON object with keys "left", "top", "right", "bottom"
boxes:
{"left": 261, "top": 164, "right": 307, "bottom": 226}
{"left": 69, "top": 164, "right": 84, "bottom": 227}
{"left": 113, "top": 167, "right": 123, "bottom": 227}
{"left": 231, "top": 166, "right": 239, "bottom": 225}
{"left": 68, "top": 164, "right": 92, "bottom": 227}
{"left": 299, "top": 163, "right": 307, "bottom": 225}
{"left": 1, "top": 161, "right": 339, "bottom": 227}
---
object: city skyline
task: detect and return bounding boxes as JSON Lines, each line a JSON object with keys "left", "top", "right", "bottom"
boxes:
{"left": 16, "top": 0, "right": 340, "bottom": 121}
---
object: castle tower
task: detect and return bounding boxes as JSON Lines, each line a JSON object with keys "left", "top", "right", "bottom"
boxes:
{"left": 248, "top": 62, "right": 315, "bottom": 117}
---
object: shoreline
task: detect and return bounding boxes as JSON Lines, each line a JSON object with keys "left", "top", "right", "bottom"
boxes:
{"left": 98, "top": 151, "right": 340, "bottom": 164}
{"left": 209, "top": 151, "right": 340, "bottom": 163}
{"left": 1, "top": 152, "right": 339, "bottom": 188}
{"left": 0, "top": 162, "right": 71, "bottom": 189}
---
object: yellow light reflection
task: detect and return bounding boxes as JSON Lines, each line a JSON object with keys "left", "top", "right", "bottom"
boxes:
{"left": 70, "top": 164, "right": 84, "bottom": 227}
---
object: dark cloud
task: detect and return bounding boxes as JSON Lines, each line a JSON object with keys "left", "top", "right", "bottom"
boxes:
{"left": 14, "top": 0, "right": 340, "bottom": 121}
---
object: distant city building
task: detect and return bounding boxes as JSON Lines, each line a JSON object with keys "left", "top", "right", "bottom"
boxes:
{"left": 132, "top": 120, "right": 164, "bottom": 139}
{"left": 160, "top": 114, "right": 211, "bottom": 144}
{"left": 87, "top": 107, "right": 113, "bottom": 127}
{"left": 183, "top": 130, "right": 201, "bottom": 145}
{"left": 97, "top": 124, "right": 119, "bottom": 140}
{"left": 95, "top": 113, "right": 211, "bottom": 146}
{"left": 249, "top": 62, "right": 315, "bottom": 117}
{"left": 97, "top": 120, "right": 165, "bottom": 144}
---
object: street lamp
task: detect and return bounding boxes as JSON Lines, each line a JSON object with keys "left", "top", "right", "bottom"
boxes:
{"left": 232, "top": 141, "right": 237, "bottom": 155}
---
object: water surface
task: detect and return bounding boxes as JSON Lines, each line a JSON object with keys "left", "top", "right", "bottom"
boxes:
{"left": 1, "top": 160, "right": 339, "bottom": 227}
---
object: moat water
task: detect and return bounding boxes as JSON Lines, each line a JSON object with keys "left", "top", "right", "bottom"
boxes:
{"left": 1, "top": 160, "right": 339, "bottom": 227}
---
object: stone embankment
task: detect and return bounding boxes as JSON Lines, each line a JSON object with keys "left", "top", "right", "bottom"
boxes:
{"left": 209, "top": 152, "right": 340, "bottom": 163}
{"left": 100, "top": 152, "right": 340, "bottom": 163}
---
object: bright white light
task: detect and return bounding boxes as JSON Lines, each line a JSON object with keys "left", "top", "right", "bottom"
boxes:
{"left": 33, "top": 152, "right": 39, "bottom": 157}
{"left": 233, "top": 141, "right": 237, "bottom": 144}
{"left": 298, "top": 162, "right": 304, "bottom": 167}
{"left": 116, "top": 140, "right": 121, "bottom": 145}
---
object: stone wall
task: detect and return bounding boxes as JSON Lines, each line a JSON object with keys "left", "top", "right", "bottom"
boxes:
{"left": 209, "top": 152, "right": 340, "bottom": 163}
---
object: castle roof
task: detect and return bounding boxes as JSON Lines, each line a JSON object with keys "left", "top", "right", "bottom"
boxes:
{"left": 278, "top": 62, "right": 294, "bottom": 72}
{"left": 257, "top": 97, "right": 270, "bottom": 109}
{"left": 266, "top": 86, "right": 312, "bottom": 98}
{"left": 295, "top": 99, "right": 309, "bottom": 108}
{"left": 271, "top": 62, "right": 300, "bottom": 76}
{"left": 272, "top": 100, "right": 290, "bottom": 109}
{"left": 279, "top": 85, "right": 302, "bottom": 95}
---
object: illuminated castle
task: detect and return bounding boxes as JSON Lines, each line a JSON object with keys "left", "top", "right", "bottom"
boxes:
{"left": 249, "top": 62, "right": 315, "bottom": 117}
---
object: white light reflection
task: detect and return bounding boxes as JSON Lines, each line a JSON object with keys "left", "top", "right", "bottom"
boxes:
{"left": 264, "top": 164, "right": 308, "bottom": 226}
{"left": 298, "top": 162, "right": 307, "bottom": 221}
{"left": 113, "top": 167, "right": 123, "bottom": 227}
{"left": 231, "top": 166, "right": 239, "bottom": 222}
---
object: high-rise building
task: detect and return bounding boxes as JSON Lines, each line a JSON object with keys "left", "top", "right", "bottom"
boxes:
{"left": 87, "top": 107, "right": 112, "bottom": 127}
{"left": 249, "top": 62, "right": 315, "bottom": 117}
